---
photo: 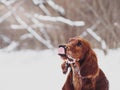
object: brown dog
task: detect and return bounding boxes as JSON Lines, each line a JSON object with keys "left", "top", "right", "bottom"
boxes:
{"left": 58, "top": 36, "right": 109, "bottom": 90}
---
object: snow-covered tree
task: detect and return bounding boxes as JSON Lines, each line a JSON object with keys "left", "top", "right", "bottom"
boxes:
{"left": 0, "top": 0, "right": 119, "bottom": 52}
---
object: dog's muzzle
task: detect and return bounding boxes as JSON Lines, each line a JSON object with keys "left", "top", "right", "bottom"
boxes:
{"left": 58, "top": 45, "right": 77, "bottom": 64}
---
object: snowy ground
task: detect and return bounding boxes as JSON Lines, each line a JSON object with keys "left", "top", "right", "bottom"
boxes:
{"left": 0, "top": 48, "right": 120, "bottom": 90}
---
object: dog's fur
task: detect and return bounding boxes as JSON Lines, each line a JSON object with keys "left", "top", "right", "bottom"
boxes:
{"left": 59, "top": 36, "right": 109, "bottom": 90}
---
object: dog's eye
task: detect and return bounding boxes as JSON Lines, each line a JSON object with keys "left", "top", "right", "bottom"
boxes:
{"left": 77, "top": 41, "right": 82, "bottom": 46}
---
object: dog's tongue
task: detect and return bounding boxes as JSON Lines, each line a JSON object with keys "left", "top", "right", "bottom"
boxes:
{"left": 58, "top": 47, "right": 65, "bottom": 55}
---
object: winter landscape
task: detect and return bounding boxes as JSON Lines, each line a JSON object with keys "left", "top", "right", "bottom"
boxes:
{"left": 0, "top": 48, "right": 120, "bottom": 90}
{"left": 0, "top": 0, "right": 120, "bottom": 90}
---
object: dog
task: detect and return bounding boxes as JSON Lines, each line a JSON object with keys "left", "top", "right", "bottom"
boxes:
{"left": 58, "top": 36, "right": 109, "bottom": 90}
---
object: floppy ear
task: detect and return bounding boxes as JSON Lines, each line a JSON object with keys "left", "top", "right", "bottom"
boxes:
{"left": 80, "top": 49, "right": 99, "bottom": 77}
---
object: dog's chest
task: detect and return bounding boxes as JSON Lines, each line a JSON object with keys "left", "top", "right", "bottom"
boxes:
{"left": 71, "top": 63, "right": 82, "bottom": 90}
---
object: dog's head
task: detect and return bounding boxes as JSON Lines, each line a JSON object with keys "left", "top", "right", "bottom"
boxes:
{"left": 58, "top": 36, "right": 91, "bottom": 63}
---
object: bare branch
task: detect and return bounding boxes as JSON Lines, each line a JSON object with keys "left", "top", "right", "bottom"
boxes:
{"left": 87, "top": 28, "right": 107, "bottom": 50}
{"left": 85, "top": 1, "right": 118, "bottom": 41}
{"left": 39, "top": 4, "right": 51, "bottom": 15}
{"left": 0, "top": 0, "right": 16, "bottom": 6}
{"left": 0, "top": 8, "right": 16, "bottom": 23}
{"left": 0, "top": 1, "right": 24, "bottom": 23}
{"left": 11, "top": 24, "right": 26, "bottom": 29}
{"left": 14, "top": 14, "right": 54, "bottom": 49}
{"left": 25, "top": 13, "right": 51, "bottom": 43}
{"left": 80, "top": 20, "right": 100, "bottom": 37}
{"left": 34, "top": 14, "right": 85, "bottom": 27}
{"left": 0, "top": 41, "right": 19, "bottom": 52}
{"left": 20, "top": 33, "right": 33, "bottom": 40}
{"left": 47, "top": 0, "right": 65, "bottom": 15}
{"left": 80, "top": 20, "right": 107, "bottom": 51}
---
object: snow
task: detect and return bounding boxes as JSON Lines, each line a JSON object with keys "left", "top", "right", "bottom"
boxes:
{"left": 0, "top": 48, "right": 120, "bottom": 90}
{"left": 20, "top": 34, "right": 33, "bottom": 40}
{"left": 11, "top": 25, "right": 26, "bottom": 30}
{"left": 95, "top": 49, "right": 120, "bottom": 90}
{"left": 39, "top": 4, "right": 51, "bottom": 15}
{"left": 47, "top": 0, "right": 65, "bottom": 15}
{"left": 0, "top": 0, "right": 16, "bottom": 6}
{"left": 14, "top": 15, "right": 53, "bottom": 49}
{"left": 32, "top": 0, "right": 45, "bottom": 5}
{"left": 86, "top": 28, "right": 107, "bottom": 50}
{"left": 0, "top": 35, "right": 11, "bottom": 43}
{"left": 34, "top": 14, "right": 85, "bottom": 27}
{"left": 0, "top": 41, "right": 19, "bottom": 52}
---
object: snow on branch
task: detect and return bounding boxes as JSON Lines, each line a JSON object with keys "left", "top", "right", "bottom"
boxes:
{"left": 20, "top": 33, "right": 33, "bottom": 40}
{"left": 0, "top": 1, "right": 24, "bottom": 23}
{"left": 80, "top": 20, "right": 100, "bottom": 37}
{"left": 86, "top": 21, "right": 107, "bottom": 50}
{"left": 11, "top": 13, "right": 45, "bottom": 29}
{"left": 32, "top": 0, "right": 51, "bottom": 15}
{"left": 32, "top": 0, "right": 46, "bottom": 5}
{"left": 25, "top": 13, "right": 45, "bottom": 28}
{"left": 0, "top": 35, "right": 11, "bottom": 43}
{"left": 11, "top": 24, "right": 26, "bottom": 29}
{"left": 39, "top": 4, "right": 51, "bottom": 15}
{"left": 32, "top": 0, "right": 65, "bottom": 15}
{"left": 14, "top": 14, "right": 53, "bottom": 49}
{"left": 0, "top": 8, "right": 16, "bottom": 23}
{"left": 25, "top": 13, "right": 51, "bottom": 43}
{"left": 0, "top": 41, "right": 19, "bottom": 52}
{"left": 11, "top": 23, "right": 56, "bottom": 30}
{"left": 0, "top": 0, "right": 16, "bottom": 6}
{"left": 34, "top": 14, "right": 85, "bottom": 27}
{"left": 47, "top": 0, "right": 65, "bottom": 15}
{"left": 87, "top": 28, "right": 101, "bottom": 41}
{"left": 80, "top": 20, "right": 107, "bottom": 51}
{"left": 87, "top": 28, "right": 107, "bottom": 50}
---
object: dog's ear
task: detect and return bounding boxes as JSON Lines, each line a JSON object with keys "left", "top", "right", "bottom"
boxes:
{"left": 80, "top": 49, "right": 99, "bottom": 77}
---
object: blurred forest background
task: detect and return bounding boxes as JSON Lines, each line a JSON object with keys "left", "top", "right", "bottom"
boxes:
{"left": 0, "top": 0, "right": 120, "bottom": 52}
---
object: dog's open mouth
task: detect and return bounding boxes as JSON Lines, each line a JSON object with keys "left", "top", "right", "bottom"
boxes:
{"left": 58, "top": 46, "right": 66, "bottom": 57}
{"left": 58, "top": 45, "right": 76, "bottom": 63}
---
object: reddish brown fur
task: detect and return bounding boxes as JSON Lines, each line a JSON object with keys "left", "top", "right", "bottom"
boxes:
{"left": 70, "top": 62, "right": 82, "bottom": 90}
{"left": 59, "top": 36, "right": 109, "bottom": 90}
